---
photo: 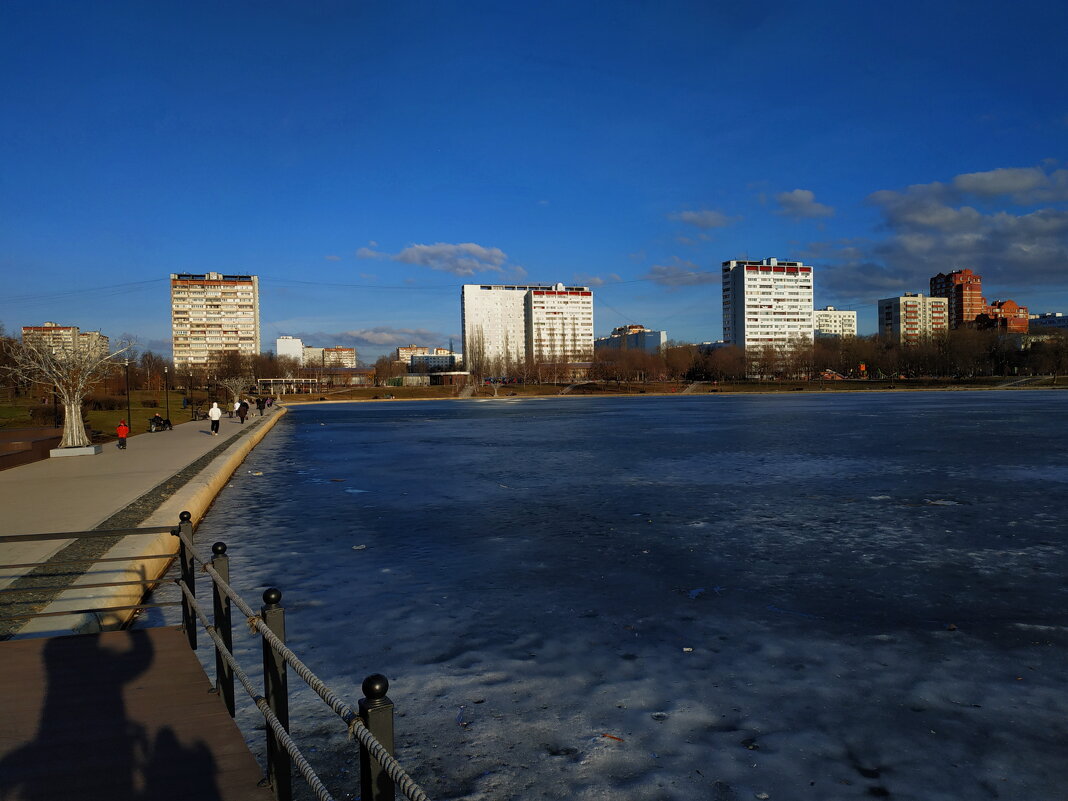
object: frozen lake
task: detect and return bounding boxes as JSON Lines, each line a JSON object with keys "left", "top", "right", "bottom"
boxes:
{"left": 171, "top": 391, "right": 1068, "bottom": 800}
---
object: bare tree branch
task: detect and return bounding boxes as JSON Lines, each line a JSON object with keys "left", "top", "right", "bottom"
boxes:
{"left": 1, "top": 337, "right": 135, "bottom": 448}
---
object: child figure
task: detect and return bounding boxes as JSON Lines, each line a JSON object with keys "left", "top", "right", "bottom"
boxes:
{"left": 116, "top": 419, "right": 130, "bottom": 450}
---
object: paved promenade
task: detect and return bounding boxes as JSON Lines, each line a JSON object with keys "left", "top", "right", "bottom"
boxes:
{"left": 0, "top": 405, "right": 286, "bottom": 637}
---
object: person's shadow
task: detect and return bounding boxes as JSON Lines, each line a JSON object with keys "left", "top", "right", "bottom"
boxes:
{"left": 0, "top": 630, "right": 223, "bottom": 801}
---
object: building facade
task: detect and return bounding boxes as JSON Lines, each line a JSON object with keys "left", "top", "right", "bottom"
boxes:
{"left": 525, "top": 284, "right": 595, "bottom": 363}
{"left": 930, "top": 268, "right": 1028, "bottom": 332}
{"left": 461, "top": 283, "right": 594, "bottom": 371}
{"left": 395, "top": 344, "right": 452, "bottom": 363}
{"left": 721, "top": 258, "right": 814, "bottom": 351}
{"left": 813, "top": 306, "right": 857, "bottom": 338}
{"left": 1030, "top": 312, "right": 1068, "bottom": 331}
{"left": 930, "top": 269, "right": 985, "bottom": 329}
{"left": 21, "top": 322, "right": 109, "bottom": 357}
{"left": 276, "top": 335, "right": 304, "bottom": 363}
{"left": 977, "top": 300, "right": 1029, "bottom": 333}
{"left": 410, "top": 354, "right": 460, "bottom": 371}
{"left": 322, "top": 347, "right": 357, "bottom": 368}
{"left": 877, "top": 293, "right": 949, "bottom": 344}
{"left": 594, "top": 324, "right": 667, "bottom": 354}
{"left": 170, "top": 272, "right": 260, "bottom": 370}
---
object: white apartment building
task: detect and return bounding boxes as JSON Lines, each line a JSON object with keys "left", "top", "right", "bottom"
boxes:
{"left": 21, "top": 322, "right": 109, "bottom": 358}
{"left": 877, "top": 293, "right": 949, "bottom": 344}
{"left": 322, "top": 347, "right": 357, "bottom": 368}
{"left": 461, "top": 283, "right": 594, "bottom": 370}
{"left": 394, "top": 344, "right": 452, "bottom": 363}
{"left": 276, "top": 335, "right": 304, "bottom": 363}
{"left": 171, "top": 273, "right": 260, "bottom": 370}
{"left": 526, "top": 284, "right": 594, "bottom": 362}
{"left": 722, "top": 258, "right": 814, "bottom": 350}
{"left": 814, "top": 306, "right": 858, "bottom": 338}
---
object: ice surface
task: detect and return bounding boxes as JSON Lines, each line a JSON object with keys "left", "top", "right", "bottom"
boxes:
{"left": 148, "top": 392, "right": 1068, "bottom": 800}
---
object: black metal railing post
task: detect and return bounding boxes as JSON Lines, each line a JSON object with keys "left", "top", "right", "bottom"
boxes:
{"left": 261, "top": 587, "right": 291, "bottom": 801}
{"left": 177, "top": 511, "right": 196, "bottom": 650}
{"left": 211, "top": 541, "right": 235, "bottom": 717}
{"left": 359, "top": 674, "right": 396, "bottom": 801}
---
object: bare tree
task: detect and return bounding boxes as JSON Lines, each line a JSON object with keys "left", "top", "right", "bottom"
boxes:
{"left": 2, "top": 336, "right": 134, "bottom": 448}
{"left": 218, "top": 376, "right": 249, "bottom": 402}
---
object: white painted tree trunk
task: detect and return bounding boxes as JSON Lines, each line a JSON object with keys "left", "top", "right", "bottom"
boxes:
{"left": 59, "top": 398, "right": 90, "bottom": 448}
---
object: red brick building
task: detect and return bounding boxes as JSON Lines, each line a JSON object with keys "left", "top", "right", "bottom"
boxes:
{"left": 976, "top": 300, "right": 1030, "bottom": 333}
{"left": 929, "top": 269, "right": 1028, "bottom": 331}
{"left": 930, "top": 269, "right": 985, "bottom": 329}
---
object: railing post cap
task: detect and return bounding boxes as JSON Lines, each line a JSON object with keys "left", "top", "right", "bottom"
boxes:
{"left": 179, "top": 510, "right": 192, "bottom": 522}
{"left": 262, "top": 587, "right": 282, "bottom": 605}
{"left": 362, "top": 673, "right": 389, "bottom": 700}
{"left": 212, "top": 541, "right": 227, "bottom": 555}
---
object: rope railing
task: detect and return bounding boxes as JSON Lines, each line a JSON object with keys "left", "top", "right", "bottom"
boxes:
{"left": 175, "top": 579, "right": 335, "bottom": 801}
{"left": 173, "top": 514, "right": 433, "bottom": 801}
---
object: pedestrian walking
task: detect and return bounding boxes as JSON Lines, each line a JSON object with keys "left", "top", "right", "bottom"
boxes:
{"left": 256, "top": 397, "right": 266, "bottom": 416}
{"left": 237, "top": 399, "right": 249, "bottom": 424}
{"left": 208, "top": 402, "right": 222, "bottom": 435}
{"left": 116, "top": 419, "right": 129, "bottom": 450}
{"left": 232, "top": 399, "right": 240, "bottom": 419}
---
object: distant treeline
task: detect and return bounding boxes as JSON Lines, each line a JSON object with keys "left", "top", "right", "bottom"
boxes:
{"left": 592, "top": 329, "right": 1068, "bottom": 382}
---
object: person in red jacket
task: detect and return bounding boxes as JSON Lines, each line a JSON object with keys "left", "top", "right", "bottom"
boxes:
{"left": 116, "top": 419, "right": 130, "bottom": 450}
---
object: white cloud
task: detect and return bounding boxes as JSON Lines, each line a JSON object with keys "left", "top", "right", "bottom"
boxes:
{"left": 324, "top": 254, "right": 341, "bottom": 261}
{"left": 670, "top": 209, "right": 737, "bottom": 229}
{"left": 775, "top": 189, "right": 834, "bottom": 220}
{"left": 644, "top": 260, "right": 719, "bottom": 287}
{"left": 354, "top": 240, "right": 521, "bottom": 277}
{"left": 573, "top": 273, "right": 622, "bottom": 287}
{"left": 393, "top": 242, "right": 508, "bottom": 276}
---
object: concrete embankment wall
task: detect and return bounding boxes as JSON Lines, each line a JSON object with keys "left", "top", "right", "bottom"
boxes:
{"left": 17, "top": 408, "right": 288, "bottom": 638}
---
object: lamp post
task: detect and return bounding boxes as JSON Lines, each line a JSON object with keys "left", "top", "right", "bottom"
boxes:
{"left": 164, "top": 367, "right": 170, "bottom": 421}
{"left": 124, "top": 359, "right": 132, "bottom": 430}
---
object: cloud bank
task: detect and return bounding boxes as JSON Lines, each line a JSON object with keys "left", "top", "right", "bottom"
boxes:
{"left": 357, "top": 242, "right": 518, "bottom": 277}
{"left": 813, "top": 165, "right": 1068, "bottom": 305}
{"left": 776, "top": 189, "right": 834, "bottom": 220}
{"left": 670, "top": 209, "right": 738, "bottom": 229}
{"left": 644, "top": 259, "right": 720, "bottom": 287}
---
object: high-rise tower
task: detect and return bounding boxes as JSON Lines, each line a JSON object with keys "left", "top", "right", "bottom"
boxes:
{"left": 170, "top": 272, "right": 260, "bottom": 371}
{"left": 721, "top": 258, "right": 814, "bottom": 350}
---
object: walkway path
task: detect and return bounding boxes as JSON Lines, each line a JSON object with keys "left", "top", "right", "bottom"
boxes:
{"left": 0, "top": 405, "right": 286, "bottom": 637}
{"left": 0, "top": 626, "right": 272, "bottom": 801}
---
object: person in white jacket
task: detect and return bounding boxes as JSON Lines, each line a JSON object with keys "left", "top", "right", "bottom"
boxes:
{"left": 208, "top": 401, "right": 223, "bottom": 435}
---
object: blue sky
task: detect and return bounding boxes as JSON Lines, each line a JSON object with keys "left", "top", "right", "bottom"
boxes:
{"left": 2, "top": 1, "right": 1067, "bottom": 360}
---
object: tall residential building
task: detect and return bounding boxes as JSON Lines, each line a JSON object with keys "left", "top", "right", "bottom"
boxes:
{"left": 21, "top": 322, "right": 109, "bottom": 358}
{"left": 721, "top": 258, "right": 814, "bottom": 350}
{"left": 930, "top": 269, "right": 985, "bottom": 329}
{"left": 877, "top": 293, "right": 949, "bottom": 344}
{"left": 322, "top": 347, "right": 357, "bottom": 368}
{"left": 930, "top": 268, "right": 1028, "bottom": 332}
{"left": 813, "top": 306, "right": 858, "bottom": 338}
{"left": 526, "top": 284, "right": 595, "bottom": 362}
{"left": 461, "top": 283, "right": 594, "bottom": 369}
{"left": 171, "top": 272, "right": 260, "bottom": 370}
{"left": 594, "top": 324, "right": 667, "bottom": 354}
{"left": 276, "top": 335, "right": 304, "bottom": 363}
